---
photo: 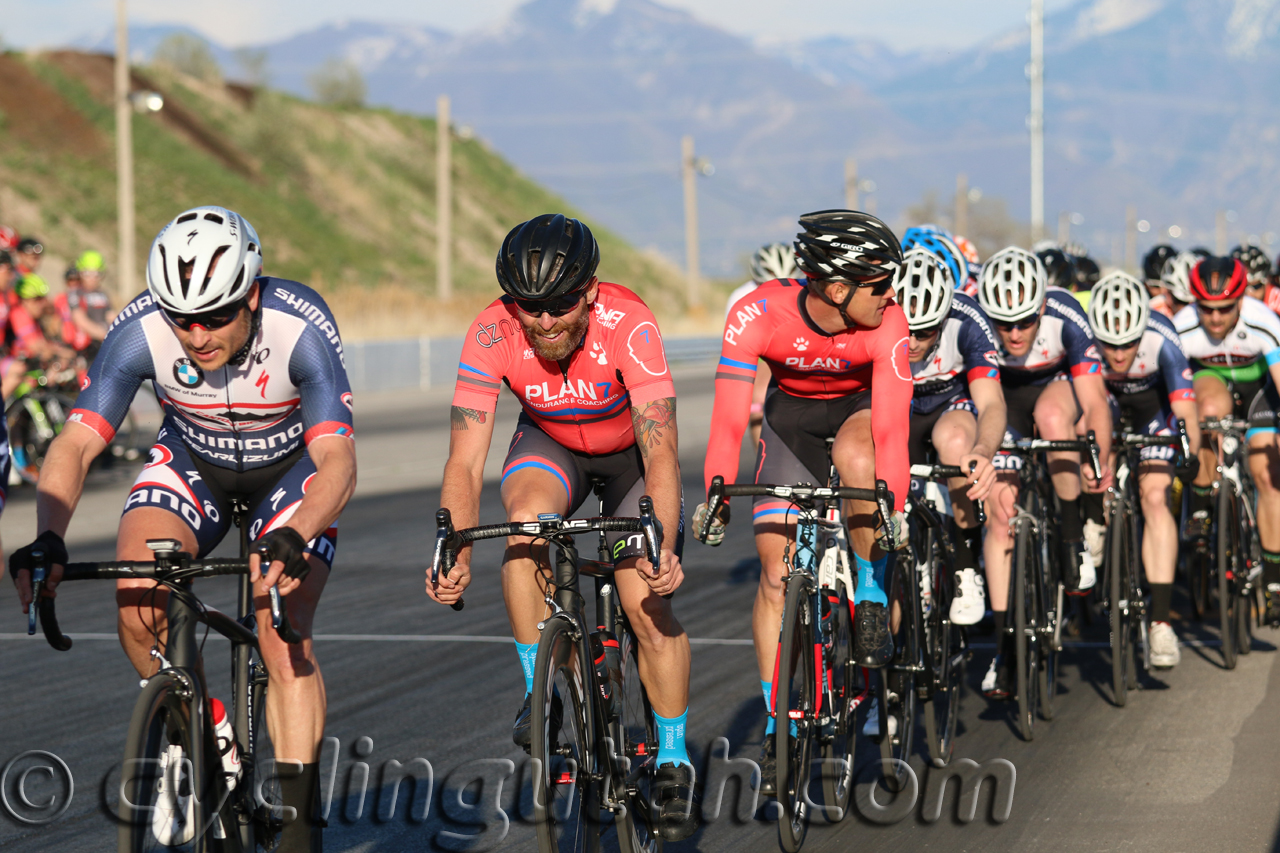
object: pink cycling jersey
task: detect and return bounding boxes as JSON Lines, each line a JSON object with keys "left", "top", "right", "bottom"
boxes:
{"left": 706, "top": 278, "right": 913, "bottom": 510}
{"left": 451, "top": 282, "right": 675, "bottom": 455}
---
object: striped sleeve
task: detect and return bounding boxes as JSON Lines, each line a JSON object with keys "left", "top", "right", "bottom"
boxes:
{"left": 451, "top": 320, "right": 509, "bottom": 413}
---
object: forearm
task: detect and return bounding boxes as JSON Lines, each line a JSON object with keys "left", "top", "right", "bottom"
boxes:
{"left": 1085, "top": 400, "right": 1113, "bottom": 460}
{"left": 440, "top": 457, "right": 485, "bottom": 532}
{"left": 973, "top": 402, "right": 1007, "bottom": 458}
{"left": 35, "top": 431, "right": 100, "bottom": 537}
{"left": 1171, "top": 400, "right": 1201, "bottom": 454}
{"left": 643, "top": 450, "right": 683, "bottom": 551}
{"left": 285, "top": 441, "right": 356, "bottom": 542}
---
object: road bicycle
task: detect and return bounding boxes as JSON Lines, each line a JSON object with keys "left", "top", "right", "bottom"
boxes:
{"left": 702, "top": 473, "right": 892, "bottom": 852}
{"left": 434, "top": 489, "right": 666, "bottom": 853}
{"left": 1101, "top": 421, "right": 1189, "bottom": 706}
{"left": 26, "top": 502, "right": 302, "bottom": 852}
{"left": 998, "top": 432, "right": 1101, "bottom": 741}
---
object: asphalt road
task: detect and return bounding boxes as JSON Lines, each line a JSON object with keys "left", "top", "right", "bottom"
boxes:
{"left": 2, "top": 367, "right": 1279, "bottom": 853}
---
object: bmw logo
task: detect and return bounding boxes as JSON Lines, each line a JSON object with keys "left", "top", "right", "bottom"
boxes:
{"left": 173, "top": 358, "right": 204, "bottom": 388}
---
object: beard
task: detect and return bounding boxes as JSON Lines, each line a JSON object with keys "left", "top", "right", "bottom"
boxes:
{"left": 523, "top": 309, "right": 591, "bottom": 361}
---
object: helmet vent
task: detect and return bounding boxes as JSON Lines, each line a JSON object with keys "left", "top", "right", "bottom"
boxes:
{"left": 203, "top": 213, "right": 224, "bottom": 224}
{"left": 176, "top": 213, "right": 198, "bottom": 224}
{"left": 199, "top": 246, "right": 230, "bottom": 298}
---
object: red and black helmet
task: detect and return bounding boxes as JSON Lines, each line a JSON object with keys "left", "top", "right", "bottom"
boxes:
{"left": 1190, "top": 256, "right": 1247, "bottom": 302}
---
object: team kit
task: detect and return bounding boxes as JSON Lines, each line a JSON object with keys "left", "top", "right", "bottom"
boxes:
{"left": 11, "top": 204, "right": 1275, "bottom": 850}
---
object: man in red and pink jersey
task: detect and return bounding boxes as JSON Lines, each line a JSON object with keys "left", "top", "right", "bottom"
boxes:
{"left": 428, "top": 214, "right": 695, "bottom": 841}
{"left": 694, "top": 210, "right": 912, "bottom": 787}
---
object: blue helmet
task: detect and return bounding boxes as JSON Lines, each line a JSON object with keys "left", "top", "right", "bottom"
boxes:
{"left": 902, "top": 227, "right": 968, "bottom": 292}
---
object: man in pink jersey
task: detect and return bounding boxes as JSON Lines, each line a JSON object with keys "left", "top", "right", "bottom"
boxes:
{"left": 694, "top": 210, "right": 912, "bottom": 789}
{"left": 428, "top": 214, "right": 694, "bottom": 841}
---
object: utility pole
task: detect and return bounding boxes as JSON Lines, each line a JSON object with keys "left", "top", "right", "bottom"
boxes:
{"left": 1057, "top": 211, "right": 1069, "bottom": 245}
{"left": 845, "top": 158, "right": 858, "bottom": 210}
{"left": 955, "top": 173, "right": 969, "bottom": 237}
{"left": 114, "top": 0, "right": 135, "bottom": 303}
{"left": 1029, "top": 0, "right": 1045, "bottom": 242}
{"left": 681, "top": 135, "right": 702, "bottom": 312}
{"left": 437, "top": 94, "right": 452, "bottom": 301}
{"left": 1215, "top": 210, "right": 1227, "bottom": 254}
{"left": 1125, "top": 205, "right": 1137, "bottom": 273}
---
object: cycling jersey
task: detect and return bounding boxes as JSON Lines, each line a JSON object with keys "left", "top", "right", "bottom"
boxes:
{"left": 69, "top": 278, "right": 354, "bottom": 471}
{"left": 6, "top": 302, "right": 52, "bottom": 358}
{"left": 1174, "top": 295, "right": 1280, "bottom": 384}
{"left": 53, "top": 292, "right": 91, "bottom": 351}
{"left": 707, "top": 278, "right": 912, "bottom": 510}
{"left": 1103, "top": 311, "right": 1195, "bottom": 405}
{"left": 725, "top": 280, "right": 762, "bottom": 320}
{"left": 910, "top": 291, "right": 1001, "bottom": 414}
{"left": 1149, "top": 292, "right": 1176, "bottom": 319}
{"left": 998, "top": 288, "right": 1103, "bottom": 387}
{"left": 451, "top": 282, "right": 675, "bottom": 456}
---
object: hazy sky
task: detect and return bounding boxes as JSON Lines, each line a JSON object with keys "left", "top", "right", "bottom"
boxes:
{"left": 3, "top": 0, "right": 1078, "bottom": 51}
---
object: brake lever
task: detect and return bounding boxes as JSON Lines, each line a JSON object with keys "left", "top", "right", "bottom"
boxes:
{"left": 267, "top": 585, "right": 303, "bottom": 644}
{"left": 968, "top": 460, "right": 987, "bottom": 525}
{"left": 27, "top": 547, "right": 45, "bottom": 637}
{"left": 874, "top": 479, "right": 897, "bottom": 550}
{"left": 1086, "top": 429, "right": 1103, "bottom": 486}
{"left": 701, "top": 476, "right": 725, "bottom": 542}
{"left": 638, "top": 496, "right": 663, "bottom": 570}
{"left": 1177, "top": 418, "right": 1192, "bottom": 461}
{"left": 433, "top": 509, "right": 465, "bottom": 612}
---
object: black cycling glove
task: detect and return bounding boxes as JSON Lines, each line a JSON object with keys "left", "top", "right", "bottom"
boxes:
{"left": 9, "top": 530, "right": 69, "bottom": 580}
{"left": 253, "top": 527, "right": 311, "bottom": 582}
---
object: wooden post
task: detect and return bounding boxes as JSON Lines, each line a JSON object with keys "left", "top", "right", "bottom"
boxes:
{"left": 682, "top": 135, "right": 701, "bottom": 310}
{"left": 115, "top": 0, "right": 135, "bottom": 304}
{"left": 845, "top": 158, "right": 858, "bottom": 210}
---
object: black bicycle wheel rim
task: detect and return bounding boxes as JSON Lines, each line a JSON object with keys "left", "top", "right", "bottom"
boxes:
{"left": 1109, "top": 500, "right": 1129, "bottom": 707}
{"left": 615, "top": 629, "right": 662, "bottom": 853}
{"left": 1013, "top": 516, "right": 1036, "bottom": 741}
{"left": 1127, "top": 503, "right": 1144, "bottom": 689}
{"left": 1218, "top": 482, "right": 1238, "bottom": 669}
{"left": 247, "top": 663, "right": 281, "bottom": 851}
{"left": 1036, "top": 514, "right": 1059, "bottom": 722}
{"left": 532, "top": 618, "right": 602, "bottom": 853}
{"left": 118, "top": 674, "right": 213, "bottom": 853}
{"left": 879, "top": 553, "right": 917, "bottom": 785}
{"left": 820, "top": 584, "right": 855, "bottom": 820}
{"left": 924, "top": 531, "right": 962, "bottom": 768}
{"left": 775, "top": 577, "right": 813, "bottom": 853}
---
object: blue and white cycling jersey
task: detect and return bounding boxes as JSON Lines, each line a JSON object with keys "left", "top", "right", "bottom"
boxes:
{"left": 911, "top": 292, "right": 1001, "bottom": 414}
{"left": 1103, "top": 311, "right": 1196, "bottom": 405}
{"left": 998, "top": 288, "right": 1104, "bottom": 386}
{"left": 70, "top": 277, "right": 354, "bottom": 471}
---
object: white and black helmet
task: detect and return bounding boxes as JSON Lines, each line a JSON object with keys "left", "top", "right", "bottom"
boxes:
{"left": 147, "top": 206, "right": 262, "bottom": 313}
{"left": 1089, "top": 271, "right": 1149, "bottom": 345}
{"left": 894, "top": 248, "right": 954, "bottom": 330}
{"left": 1161, "top": 251, "right": 1199, "bottom": 304}
{"left": 750, "top": 242, "right": 798, "bottom": 283}
{"left": 978, "top": 247, "right": 1046, "bottom": 322}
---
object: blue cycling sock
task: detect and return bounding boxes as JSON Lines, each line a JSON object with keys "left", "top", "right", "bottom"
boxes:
{"left": 514, "top": 640, "right": 538, "bottom": 695}
{"left": 653, "top": 708, "right": 691, "bottom": 768}
{"left": 853, "top": 553, "right": 889, "bottom": 606}
{"left": 762, "top": 680, "right": 776, "bottom": 735}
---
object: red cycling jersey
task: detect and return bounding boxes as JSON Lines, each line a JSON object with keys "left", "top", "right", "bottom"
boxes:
{"left": 706, "top": 278, "right": 913, "bottom": 510}
{"left": 452, "top": 282, "right": 675, "bottom": 455}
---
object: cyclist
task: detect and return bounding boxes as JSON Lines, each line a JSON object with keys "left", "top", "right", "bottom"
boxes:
{"left": 1174, "top": 256, "right": 1280, "bottom": 626}
{"left": 9, "top": 206, "right": 355, "bottom": 853}
{"left": 0, "top": 251, "right": 24, "bottom": 398}
{"left": 977, "top": 247, "right": 1112, "bottom": 698}
{"left": 429, "top": 213, "right": 695, "bottom": 840}
{"left": 1232, "top": 244, "right": 1280, "bottom": 313}
{"left": 1089, "top": 272, "right": 1201, "bottom": 667}
{"left": 724, "top": 242, "right": 799, "bottom": 446}
{"left": 1069, "top": 254, "right": 1101, "bottom": 311}
{"left": 694, "top": 209, "right": 912, "bottom": 786}
{"left": 55, "top": 250, "right": 114, "bottom": 357}
{"left": 903, "top": 225, "right": 971, "bottom": 292}
{"left": 1159, "top": 251, "right": 1198, "bottom": 318}
{"left": 7, "top": 274, "right": 76, "bottom": 364}
{"left": 14, "top": 237, "right": 43, "bottom": 279}
{"left": 896, "top": 247, "right": 1006, "bottom": 625}
{"left": 1145, "top": 244, "right": 1179, "bottom": 318}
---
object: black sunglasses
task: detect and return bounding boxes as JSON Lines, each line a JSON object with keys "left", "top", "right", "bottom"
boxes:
{"left": 909, "top": 325, "right": 942, "bottom": 340}
{"left": 996, "top": 316, "right": 1039, "bottom": 332}
{"left": 162, "top": 297, "right": 248, "bottom": 331}
{"left": 512, "top": 292, "right": 585, "bottom": 318}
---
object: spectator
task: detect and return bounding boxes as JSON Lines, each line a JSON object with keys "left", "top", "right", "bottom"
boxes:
{"left": 14, "top": 237, "right": 43, "bottom": 277}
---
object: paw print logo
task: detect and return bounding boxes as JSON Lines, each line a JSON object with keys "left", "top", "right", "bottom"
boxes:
{"left": 794, "top": 337, "right": 810, "bottom": 352}
{"left": 591, "top": 342, "right": 608, "bottom": 365}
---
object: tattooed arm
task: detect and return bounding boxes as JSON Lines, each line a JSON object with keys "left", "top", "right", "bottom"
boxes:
{"left": 431, "top": 405, "right": 498, "bottom": 604}
{"left": 629, "top": 397, "right": 684, "bottom": 592}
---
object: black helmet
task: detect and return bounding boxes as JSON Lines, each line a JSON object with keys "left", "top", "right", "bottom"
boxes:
{"left": 1143, "top": 244, "right": 1177, "bottom": 281}
{"left": 1230, "top": 244, "right": 1271, "bottom": 285}
{"left": 1190, "top": 246, "right": 1212, "bottom": 259}
{"left": 495, "top": 214, "right": 599, "bottom": 303}
{"left": 1036, "top": 247, "right": 1074, "bottom": 289}
{"left": 1072, "top": 255, "right": 1100, "bottom": 291}
{"left": 793, "top": 209, "right": 903, "bottom": 285}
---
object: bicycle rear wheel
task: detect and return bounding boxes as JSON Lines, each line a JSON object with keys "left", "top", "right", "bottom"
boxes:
{"left": 819, "top": 584, "right": 856, "bottom": 820}
{"left": 532, "top": 617, "right": 603, "bottom": 853}
{"left": 1187, "top": 544, "right": 1211, "bottom": 621}
{"left": 879, "top": 553, "right": 917, "bottom": 786}
{"left": 1012, "top": 516, "right": 1038, "bottom": 741}
{"left": 1217, "top": 482, "right": 1239, "bottom": 670}
{"left": 923, "top": 531, "right": 963, "bottom": 768}
{"left": 1108, "top": 501, "right": 1132, "bottom": 707}
{"left": 775, "top": 577, "right": 814, "bottom": 853}
{"left": 118, "top": 673, "right": 218, "bottom": 852}
{"left": 614, "top": 629, "right": 662, "bottom": 853}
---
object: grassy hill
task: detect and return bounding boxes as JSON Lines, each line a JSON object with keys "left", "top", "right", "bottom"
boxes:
{"left": 0, "top": 50, "right": 701, "bottom": 339}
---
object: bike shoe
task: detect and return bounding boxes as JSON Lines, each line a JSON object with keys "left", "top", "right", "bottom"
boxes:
{"left": 981, "top": 655, "right": 1013, "bottom": 700}
{"left": 1266, "top": 585, "right": 1280, "bottom": 629}
{"left": 512, "top": 692, "right": 562, "bottom": 751}
{"left": 853, "top": 601, "right": 894, "bottom": 668}
{"left": 1148, "top": 621, "right": 1181, "bottom": 668}
{"left": 654, "top": 763, "right": 698, "bottom": 841}
{"left": 758, "top": 736, "right": 777, "bottom": 797}
{"left": 950, "top": 568, "right": 987, "bottom": 626}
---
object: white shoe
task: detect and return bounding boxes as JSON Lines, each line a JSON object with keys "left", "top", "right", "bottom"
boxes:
{"left": 861, "top": 699, "right": 898, "bottom": 738}
{"left": 1076, "top": 551, "right": 1097, "bottom": 592}
{"left": 151, "top": 744, "right": 196, "bottom": 845}
{"left": 1149, "top": 621, "right": 1181, "bottom": 668}
{"left": 1084, "top": 519, "right": 1106, "bottom": 570}
{"left": 950, "top": 568, "right": 986, "bottom": 625}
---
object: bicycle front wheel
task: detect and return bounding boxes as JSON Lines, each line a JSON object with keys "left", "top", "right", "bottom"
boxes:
{"left": 118, "top": 673, "right": 217, "bottom": 853}
{"left": 1012, "top": 516, "right": 1038, "bottom": 741}
{"left": 923, "top": 530, "right": 964, "bottom": 768}
{"left": 819, "top": 585, "right": 856, "bottom": 820}
{"left": 615, "top": 629, "right": 662, "bottom": 853}
{"left": 775, "top": 576, "right": 815, "bottom": 853}
{"left": 879, "top": 553, "right": 918, "bottom": 786}
{"left": 1217, "top": 481, "right": 1239, "bottom": 670}
{"left": 532, "top": 617, "right": 603, "bottom": 853}
{"left": 1108, "top": 501, "right": 1131, "bottom": 707}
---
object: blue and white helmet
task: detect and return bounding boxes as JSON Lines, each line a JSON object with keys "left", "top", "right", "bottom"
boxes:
{"left": 902, "top": 227, "right": 968, "bottom": 293}
{"left": 147, "top": 206, "right": 262, "bottom": 313}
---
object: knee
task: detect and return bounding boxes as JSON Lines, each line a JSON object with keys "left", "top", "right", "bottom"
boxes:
{"left": 116, "top": 587, "right": 165, "bottom": 635}
{"left": 932, "top": 424, "right": 971, "bottom": 464}
{"left": 259, "top": 637, "right": 318, "bottom": 682}
{"left": 1140, "top": 484, "right": 1170, "bottom": 519}
{"left": 833, "top": 448, "right": 875, "bottom": 488}
{"left": 1036, "top": 401, "right": 1074, "bottom": 438}
{"left": 622, "top": 588, "right": 682, "bottom": 649}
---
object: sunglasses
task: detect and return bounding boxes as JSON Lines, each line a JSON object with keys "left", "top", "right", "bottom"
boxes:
{"left": 1197, "top": 301, "right": 1239, "bottom": 317}
{"left": 909, "top": 325, "right": 942, "bottom": 340}
{"left": 996, "top": 316, "right": 1039, "bottom": 332}
{"left": 162, "top": 297, "right": 248, "bottom": 331}
{"left": 512, "top": 292, "right": 584, "bottom": 318}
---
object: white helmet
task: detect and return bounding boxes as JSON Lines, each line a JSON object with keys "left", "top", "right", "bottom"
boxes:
{"left": 978, "top": 247, "right": 1046, "bottom": 322}
{"left": 147, "top": 206, "right": 262, "bottom": 313}
{"left": 1089, "top": 271, "right": 1150, "bottom": 345}
{"left": 894, "top": 248, "right": 954, "bottom": 330}
{"left": 1161, "top": 251, "right": 1198, "bottom": 304}
{"left": 750, "top": 242, "right": 798, "bottom": 283}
